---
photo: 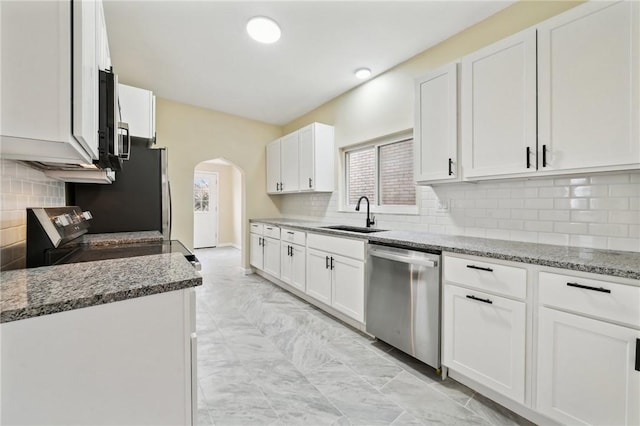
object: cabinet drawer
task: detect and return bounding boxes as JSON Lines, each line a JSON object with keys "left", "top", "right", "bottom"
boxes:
{"left": 538, "top": 271, "right": 640, "bottom": 327}
{"left": 444, "top": 255, "right": 527, "bottom": 300}
{"left": 263, "top": 225, "right": 280, "bottom": 239}
{"left": 281, "top": 228, "right": 305, "bottom": 245}
{"left": 250, "top": 223, "right": 264, "bottom": 235}
{"left": 307, "top": 233, "right": 365, "bottom": 261}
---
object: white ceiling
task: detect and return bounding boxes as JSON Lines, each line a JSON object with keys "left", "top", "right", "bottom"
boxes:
{"left": 104, "top": 1, "right": 513, "bottom": 126}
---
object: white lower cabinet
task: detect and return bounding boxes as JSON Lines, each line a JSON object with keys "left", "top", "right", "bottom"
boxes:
{"left": 1, "top": 289, "right": 196, "bottom": 425}
{"left": 250, "top": 233, "right": 264, "bottom": 269}
{"left": 281, "top": 242, "right": 305, "bottom": 292}
{"left": 331, "top": 255, "right": 365, "bottom": 323}
{"left": 263, "top": 237, "right": 280, "bottom": 278}
{"left": 443, "top": 283, "right": 526, "bottom": 403}
{"left": 306, "top": 248, "right": 333, "bottom": 305}
{"left": 536, "top": 308, "right": 640, "bottom": 426}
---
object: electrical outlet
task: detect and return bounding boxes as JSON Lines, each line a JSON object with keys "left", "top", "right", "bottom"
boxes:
{"left": 436, "top": 198, "right": 449, "bottom": 213}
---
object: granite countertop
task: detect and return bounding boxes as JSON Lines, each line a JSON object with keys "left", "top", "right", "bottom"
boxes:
{"left": 68, "top": 231, "right": 165, "bottom": 247}
{"left": 251, "top": 218, "right": 640, "bottom": 280}
{"left": 0, "top": 252, "right": 201, "bottom": 323}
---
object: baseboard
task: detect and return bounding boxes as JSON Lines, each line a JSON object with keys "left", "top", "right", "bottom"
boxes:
{"left": 241, "top": 267, "right": 254, "bottom": 275}
{"left": 216, "top": 243, "right": 242, "bottom": 250}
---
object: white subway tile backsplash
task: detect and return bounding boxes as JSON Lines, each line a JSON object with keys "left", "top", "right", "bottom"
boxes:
{"left": 279, "top": 171, "right": 640, "bottom": 253}
{"left": 607, "top": 237, "right": 640, "bottom": 252}
{"left": 1, "top": 160, "right": 65, "bottom": 270}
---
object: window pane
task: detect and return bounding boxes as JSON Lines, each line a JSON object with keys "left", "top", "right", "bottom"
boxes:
{"left": 347, "top": 148, "right": 375, "bottom": 205}
{"left": 194, "top": 178, "right": 210, "bottom": 212}
{"left": 379, "top": 139, "right": 415, "bottom": 205}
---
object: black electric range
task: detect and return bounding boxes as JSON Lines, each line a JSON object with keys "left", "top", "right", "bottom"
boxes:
{"left": 48, "top": 240, "right": 201, "bottom": 270}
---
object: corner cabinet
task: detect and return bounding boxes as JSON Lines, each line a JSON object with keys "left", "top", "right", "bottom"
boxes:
{"left": 414, "top": 63, "right": 459, "bottom": 184}
{"left": 461, "top": 28, "right": 537, "bottom": 180}
{"left": 1, "top": 0, "right": 107, "bottom": 165}
{"left": 537, "top": 1, "right": 640, "bottom": 174}
{"left": 266, "top": 123, "right": 334, "bottom": 194}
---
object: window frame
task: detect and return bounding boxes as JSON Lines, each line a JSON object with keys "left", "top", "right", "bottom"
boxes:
{"left": 341, "top": 131, "right": 418, "bottom": 215}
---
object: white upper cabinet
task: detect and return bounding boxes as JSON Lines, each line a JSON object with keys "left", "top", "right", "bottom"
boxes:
{"left": 96, "top": 4, "right": 111, "bottom": 70}
{"left": 461, "top": 29, "right": 537, "bottom": 180}
{"left": 266, "top": 139, "right": 282, "bottom": 194}
{"left": 1, "top": 0, "right": 105, "bottom": 165}
{"left": 280, "top": 131, "right": 300, "bottom": 192}
{"left": 266, "top": 123, "right": 335, "bottom": 195}
{"left": 414, "top": 63, "right": 459, "bottom": 184}
{"left": 119, "top": 84, "right": 157, "bottom": 140}
{"left": 298, "top": 123, "right": 335, "bottom": 192}
{"left": 537, "top": 1, "right": 640, "bottom": 174}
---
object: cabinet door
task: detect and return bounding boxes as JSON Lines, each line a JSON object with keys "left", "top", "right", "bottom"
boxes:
{"left": 537, "top": 307, "right": 640, "bottom": 426}
{"left": 415, "top": 63, "right": 458, "bottom": 183}
{"left": 72, "top": 0, "right": 99, "bottom": 160}
{"left": 443, "top": 284, "right": 526, "bottom": 403}
{"left": 280, "top": 243, "right": 293, "bottom": 285}
{"left": 263, "top": 237, "right": 280, "bottom": 278}
{"left": 266, "top": 139, "right": 281, "bottom": 194}
{"left": 250, "top": 234, "right": 263, "bottom": 269}
{"left": 331, "top": 255, "right": 365, "bottom": 322}
{"left": 96, "top": 3, "right": 111, "bottom": 70}
{"left": 461, "top": 29, "right": 537, "bottom": 179}
{"left": 118, "top": 84, "right": 155, "bottom": 139}
{"left": 280, "top": 132, "right": 300, "bottom": 192}
{"left": 538, "top": 1, "right": 639, "bottom": 173}
{"left": 306, "top": 248, "right": 332, "bottom": 305}
{"left": 298, "top": 125, "right": 315, "bottom": 190}
{"left": 290, "top": 244, "right": 306, "bottom": 292}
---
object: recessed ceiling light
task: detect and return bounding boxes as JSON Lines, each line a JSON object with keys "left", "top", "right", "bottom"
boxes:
{"left": 246, "top": 16, "right": 281, "bottom": 44}
{"left": 355, "top": 68, "right": 372, "bottom": 79}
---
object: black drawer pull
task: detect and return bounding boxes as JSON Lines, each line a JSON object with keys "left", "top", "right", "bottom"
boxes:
{"left": 466, "top": 295, "right": 493, "bottom": 304}
{"left": 467, "top": 264, "right": 493, "bottom": 272}
{"left": 287, "top": 231, "right": 294, "bottom": 235}
{"left": 635, "top": 339, "right": 640, "bottom": 372}
{"left": 566, "top": 282, "right": 611, "bottom": 293}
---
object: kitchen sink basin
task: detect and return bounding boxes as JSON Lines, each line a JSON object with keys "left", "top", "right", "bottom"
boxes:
{"left": 322, "top": 225, "right": 387, "bottom": 234}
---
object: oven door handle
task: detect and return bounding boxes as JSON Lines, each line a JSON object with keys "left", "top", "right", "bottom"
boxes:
{"left": 369, "top": 250, "right": 438, "bottom": 268}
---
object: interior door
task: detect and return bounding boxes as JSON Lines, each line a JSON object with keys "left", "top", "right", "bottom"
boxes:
{"left": 193, "top": 172, "right": 218, "bottom": 248}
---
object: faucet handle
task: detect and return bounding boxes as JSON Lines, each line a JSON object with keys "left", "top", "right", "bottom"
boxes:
{"left": 369, "top": 214, "right": 376, "bottom": 227}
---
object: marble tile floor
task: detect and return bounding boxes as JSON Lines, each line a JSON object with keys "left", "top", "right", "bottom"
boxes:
{"left": 194, "top": 247, "right": 535, "bottom": 426}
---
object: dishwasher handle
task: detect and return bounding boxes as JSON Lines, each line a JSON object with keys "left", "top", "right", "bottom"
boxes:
{"left": 369, "top": 249, "right": 438, "bottom": 268}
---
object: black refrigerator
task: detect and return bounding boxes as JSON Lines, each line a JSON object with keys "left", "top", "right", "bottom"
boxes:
{"left": 66, "top": 139, "right": 170, "bottom": 238}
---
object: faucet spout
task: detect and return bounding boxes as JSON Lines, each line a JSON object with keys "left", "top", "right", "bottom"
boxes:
{"left": 355, "top": 196, "right": 375, "bottom": 228}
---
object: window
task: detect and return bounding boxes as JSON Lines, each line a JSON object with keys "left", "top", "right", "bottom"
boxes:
{"left": 194, "top": 177, "right": 210, "bottom": 212}
{"left": 344, "top": 134, "right": 416, "bottom": 212}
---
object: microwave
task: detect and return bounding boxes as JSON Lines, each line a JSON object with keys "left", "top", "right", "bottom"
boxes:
{"left": 98, "top": 69, "right": 130, "bottom": 170}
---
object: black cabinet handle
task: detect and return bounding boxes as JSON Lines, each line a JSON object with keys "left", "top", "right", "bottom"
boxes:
{"left": 287, "top": 231, "right": 294, "bottom": 235}
{"left": 466, "top": 264, "right": 494, "bottom": 272}
{"left": 566, "top": 282, "right": 611, "bottom": 294}
{"left": 466, "top": 295, "right": 493, "bottom": 304}
{"left": 325, "top": 256, "right": 329, "bottom": 269}
{"left": 448, "top": 158, "right": 453, "bottom": 176}
{"left": 309, "top": 177, "right": 313, "bottom": 188}
{"left": 526, "top": 146, "right": 531, "bottom": 169}
{"left": 542, "top": 144, "right": 547, "bottom": 168}
{"left": 330, "top": 257, "right": 335, "bottom": 270}
{"left": 635, "top": 339, "right": 640, "bottom": 372}
{"left": 290, "top": 246, "right": 294, "bottom": 257}
{"left": 258, "top": 237, "right": 263, "bottom": 246}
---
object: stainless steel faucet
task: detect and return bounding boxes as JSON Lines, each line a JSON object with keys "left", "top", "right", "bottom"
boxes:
{"left": 355, "top": 196, "right": 375, "bottom": 228}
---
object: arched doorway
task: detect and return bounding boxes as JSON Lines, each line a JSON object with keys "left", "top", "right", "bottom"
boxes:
{"left": 193, "top": 158, "right": 244, "bottom": 257}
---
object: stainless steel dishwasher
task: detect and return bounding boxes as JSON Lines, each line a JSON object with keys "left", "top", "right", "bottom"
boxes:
{"left": 366, "top": 244, "right": 441, "bottom": 369}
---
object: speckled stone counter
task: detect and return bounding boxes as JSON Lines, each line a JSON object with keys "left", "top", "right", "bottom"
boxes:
{"left": 68, "top": 231, "right": 164, "bottom": 247}
{"left": 0, "top": 252, "right": 201, "bottom": 323}
{"left": 251, "top": 218, "right": 640, "bottom": 280}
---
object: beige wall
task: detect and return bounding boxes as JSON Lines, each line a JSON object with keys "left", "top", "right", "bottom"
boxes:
{"left": 156, "top": 98, "right": 281, "bottom": 267}
{"left": 194, "top": 162, "right": 238, "bottom": 247}
{"left": 283, "top": 0, "right": 582, "bottom": 143}
{"left": 232, "top": 167, "right": 242, "bottom": 248}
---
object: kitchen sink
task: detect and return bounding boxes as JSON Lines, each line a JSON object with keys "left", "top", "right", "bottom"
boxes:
{"left": 322, "top": 225, "right": 387, "bottom": 234}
